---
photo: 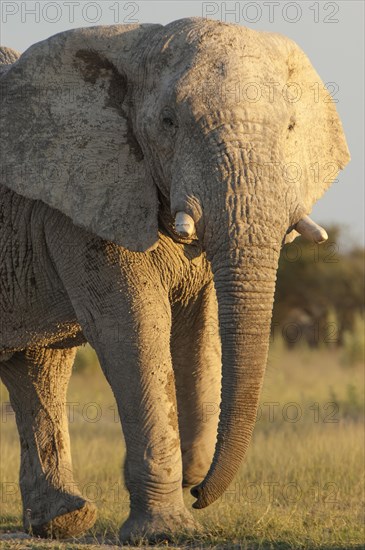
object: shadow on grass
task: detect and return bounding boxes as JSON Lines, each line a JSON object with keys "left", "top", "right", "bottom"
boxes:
{"left": 0, "top": 515, "right": 22, "bottom": 532}
{"left": 0, "top": 535, "right": 365, "bottom": 549}
{"left": 1, "top": 521, "right": 364, "bottom": 549}
{"left": 201, "top": 542, "right": 365, "bottom": 550}
{"left": 246, "top": 545, "right": 365, "bottom": 550}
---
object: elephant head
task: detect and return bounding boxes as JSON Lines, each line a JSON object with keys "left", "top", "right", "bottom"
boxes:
{"left": 0, "top": 18, "right": 350, "bottom": 509}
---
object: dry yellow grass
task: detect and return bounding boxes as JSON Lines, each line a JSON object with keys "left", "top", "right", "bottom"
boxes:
{"left": 1, "top": 341, "right": 364, "bottom": 549}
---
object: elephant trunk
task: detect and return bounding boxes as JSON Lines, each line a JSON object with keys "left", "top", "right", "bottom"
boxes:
{"left": 191, "top": 235, "right": 281, "bottom": 508}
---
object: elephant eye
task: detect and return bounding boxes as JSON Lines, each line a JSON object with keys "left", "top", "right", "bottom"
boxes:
{"left": 160, "top": 109, "right": 178, "bottom": 134}
{"left": 162, "top": 116, "right": 174, "bottom": 127}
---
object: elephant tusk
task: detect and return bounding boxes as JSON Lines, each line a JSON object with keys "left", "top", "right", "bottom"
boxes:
{"left": 174, "top": 211, "right": 196, "bottom": 238}
{"left": 295, "top": 215, "right": 328, "bottom": 243}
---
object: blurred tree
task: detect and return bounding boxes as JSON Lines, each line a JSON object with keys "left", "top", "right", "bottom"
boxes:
{"left": 273, "top": 226, "right": 365, "bottom": 347}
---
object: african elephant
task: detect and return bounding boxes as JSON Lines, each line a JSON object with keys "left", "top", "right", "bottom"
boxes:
{"left": 0, "top": 18, "right": 349, "bottom": 542}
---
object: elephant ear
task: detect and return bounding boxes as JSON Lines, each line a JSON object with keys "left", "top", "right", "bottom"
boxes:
{"left": 0, "top": 24, "right": 161, "bottom": 251}
{"left": 281, "top": 38, "right": 350, "bottom": 214}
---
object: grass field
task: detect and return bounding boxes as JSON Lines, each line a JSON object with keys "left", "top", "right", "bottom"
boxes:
{"left": 0, "top": 340, "right": 364, "bottom": 549}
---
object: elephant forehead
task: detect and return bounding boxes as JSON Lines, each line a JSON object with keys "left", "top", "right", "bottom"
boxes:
{"left": 152, "top": 18, "right": 290, "bottom": 85}
{"left": 158, "top": 43, "right": 290, "bottom": 115}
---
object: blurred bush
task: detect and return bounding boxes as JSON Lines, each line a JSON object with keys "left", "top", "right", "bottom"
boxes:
{"left": 273, "top": 225, "right": 364, "bottom": 349}
{"left": 73, "top": 344, "right": 100, "bottom": 373}
{"left": 341, "top": 313, "right": 365, "bottom": 366}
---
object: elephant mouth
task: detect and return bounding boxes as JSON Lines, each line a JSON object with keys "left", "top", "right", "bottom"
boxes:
{"left": 157, "top": 194, "right": 198, "bottom": 245}
{"left": 171, "top": 225, "right": 198, "bottom": 244}
{"left": 159, "top": 210, "right": 198, "bottom": 244}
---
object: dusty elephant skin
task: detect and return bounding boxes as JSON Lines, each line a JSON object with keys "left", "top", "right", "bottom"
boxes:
{"left": 0, "top": 17, "right": 349, "bottom": 543}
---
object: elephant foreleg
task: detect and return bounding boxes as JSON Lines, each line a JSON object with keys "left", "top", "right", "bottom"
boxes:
{"left": 69, "top": 277, "right": 199, "bottom": 542}
{"left": 0, "top": 347, "right": 96, "bottom": 538}
{"left": 171, "top": 280, "right": 221, "bottom": 488}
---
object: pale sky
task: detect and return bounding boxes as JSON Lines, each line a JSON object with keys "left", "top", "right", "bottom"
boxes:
{"left": 1, "top": 1, "right": 364, "bottom": 246}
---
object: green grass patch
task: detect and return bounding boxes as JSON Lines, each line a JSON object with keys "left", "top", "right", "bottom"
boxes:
{"left": 1, "top": 344, "right": 364, "bottom": 548}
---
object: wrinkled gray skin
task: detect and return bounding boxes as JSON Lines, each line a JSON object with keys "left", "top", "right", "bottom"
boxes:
{"left": 0, "top": 18, "right": 349, "bottom": 542}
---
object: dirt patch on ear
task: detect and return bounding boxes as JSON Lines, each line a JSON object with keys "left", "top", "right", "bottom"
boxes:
{"left": 76, "top": 49, "right": 117, "bottom": 84}
{"left": 75, "top": 49, "right": 127, "bottom": 112}
{"left": 75, "top": 49, "right": 143, "bottom": 162}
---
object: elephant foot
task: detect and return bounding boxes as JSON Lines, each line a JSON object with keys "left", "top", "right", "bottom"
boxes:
{"left": 26, "top": 500, "right": 97, "bottom": 539}
{"left": 119, "top": 508, "right": 201, "bottom": 544}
